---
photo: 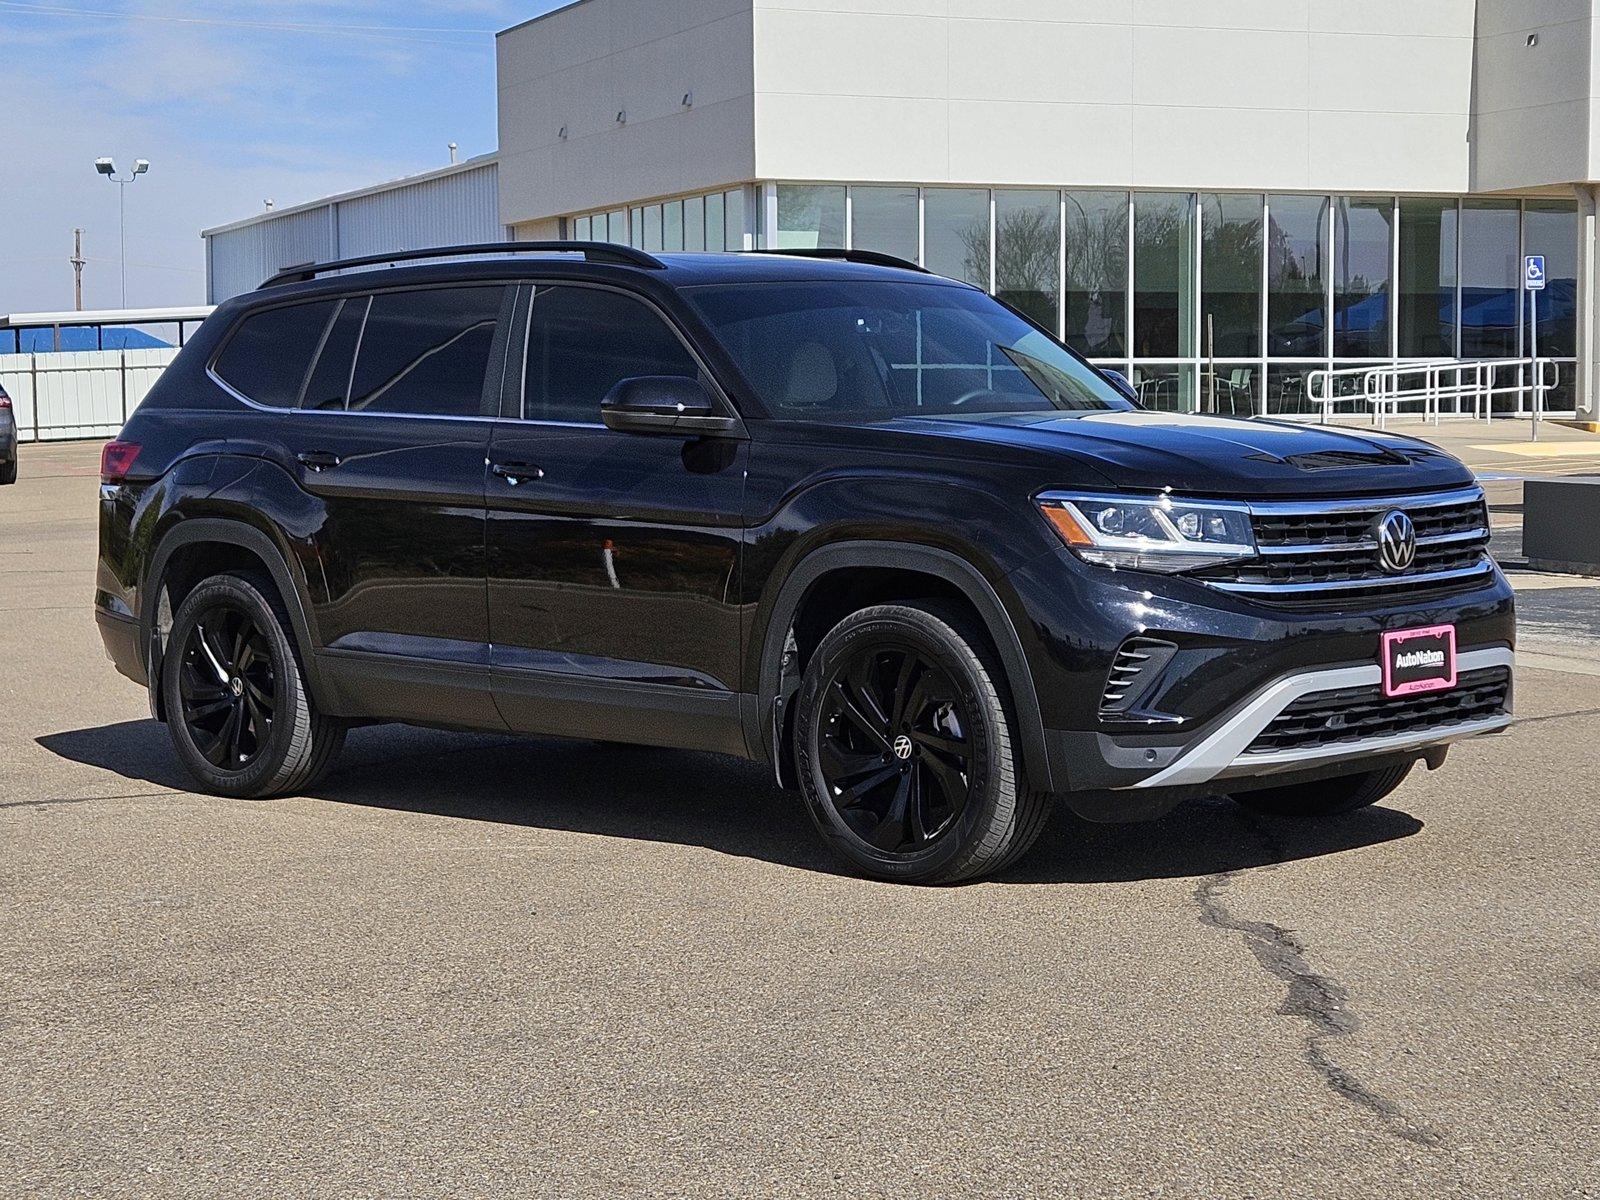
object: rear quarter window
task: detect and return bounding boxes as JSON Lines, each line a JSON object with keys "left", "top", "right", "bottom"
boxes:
{"left": 212, "top": 301, "right": 337, "bottom": 408}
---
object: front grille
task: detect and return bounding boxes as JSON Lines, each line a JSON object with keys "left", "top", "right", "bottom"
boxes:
{"left": 1244, "top": 666, "right": 1510, "bottom": 756}
{"left": 1200, "top": 487, "right": 1492, "bottom": 603}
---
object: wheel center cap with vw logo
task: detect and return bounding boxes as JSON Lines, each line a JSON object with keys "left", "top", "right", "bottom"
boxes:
{"left": 892, "top": 735, "right": 914, "bottom": 761}
{"left": 1376, "top": 510, "right": 1417, "bottom": 574}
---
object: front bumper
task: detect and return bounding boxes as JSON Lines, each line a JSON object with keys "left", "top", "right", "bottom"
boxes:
{"left": 1115, "top": 644, "right": 1512, "bottom": 790}
{"left": 1009, "top": 544, "right": 1515, "bottom": 814}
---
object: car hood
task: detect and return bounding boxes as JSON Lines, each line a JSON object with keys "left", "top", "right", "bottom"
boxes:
{"left": 881, "top": 409, "right": 1476, "bottom": 498}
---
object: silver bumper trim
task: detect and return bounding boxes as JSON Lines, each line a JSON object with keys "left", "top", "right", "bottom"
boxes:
{"left": 1129, "top": 646, "right": 1515, "bottom": 790}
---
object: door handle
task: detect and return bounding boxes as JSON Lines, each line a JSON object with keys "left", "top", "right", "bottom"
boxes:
{"left": 492, "top": 461, "right": 544, "bottom": 486}
{"left": 296, "top": 450, "right": 343, "bottom": 472}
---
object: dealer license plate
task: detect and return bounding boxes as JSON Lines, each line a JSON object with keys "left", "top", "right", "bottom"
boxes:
{"left": 1381, "top": 625, "right": 1458, "bottom": 698}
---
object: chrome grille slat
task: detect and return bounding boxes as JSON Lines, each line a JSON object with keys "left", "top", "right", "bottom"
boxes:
{"left": 1200, "top": 486, "right": 1492, "bottom": 603}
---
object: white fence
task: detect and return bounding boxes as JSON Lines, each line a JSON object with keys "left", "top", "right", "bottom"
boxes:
{"left": 0, "top": 348, "right": 179, "bottom": 441}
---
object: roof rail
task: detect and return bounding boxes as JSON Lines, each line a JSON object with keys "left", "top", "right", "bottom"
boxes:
{"left": 751, "top": 248, "right": 930, "bottom": 274}
{"left": 260, "top": 241, "right": 665, "bottom": 289}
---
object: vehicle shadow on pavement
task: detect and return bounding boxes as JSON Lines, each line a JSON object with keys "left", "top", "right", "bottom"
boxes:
{"left": 37, "top": 720, "right": 1424, "bottom": 886}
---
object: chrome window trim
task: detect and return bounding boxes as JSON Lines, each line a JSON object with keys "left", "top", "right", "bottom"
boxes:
{"left": 511, "top": 278, "right": 742, "bottom": 429}
{"left": 1208, "top": 559, "right": 1494, "bottom": 595}
{"left": 207, "top": 282, "right": 511, "bottom": 423}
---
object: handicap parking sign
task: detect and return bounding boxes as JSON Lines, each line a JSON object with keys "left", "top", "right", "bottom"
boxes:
{"left": 1525, "top": 255, "right": 1546, "bottom": 290}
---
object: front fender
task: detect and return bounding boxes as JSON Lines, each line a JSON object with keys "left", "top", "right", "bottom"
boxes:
{"left": 750, "top": 538, "right": 1056, "bottom": 795}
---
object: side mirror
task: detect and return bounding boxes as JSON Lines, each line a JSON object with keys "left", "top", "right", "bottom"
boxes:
{"left": 600, "top": 376, "right": 739, "bottom": 436}
{"left": 1102, "top": 369, "right": 1138, "bottom": 403}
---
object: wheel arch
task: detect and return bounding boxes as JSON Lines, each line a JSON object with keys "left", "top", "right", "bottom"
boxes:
{"left": 142, "top": 517, "right": 329, "bottom": 721}
{"left": 755, "top": 541, "right": 1054, "bottom": 794}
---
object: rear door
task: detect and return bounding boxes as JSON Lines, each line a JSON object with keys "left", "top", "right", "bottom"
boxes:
{"left": 485, "top": 282, "right": 748, "bottom": 753}
{"left": 285, "top": 284, "right": 514, "bottom": 727}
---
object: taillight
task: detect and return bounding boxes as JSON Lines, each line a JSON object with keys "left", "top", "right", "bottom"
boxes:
{"left": 0, "top": 387, "right": 11, "bottom": 409}
{"left": 101, "top": 440, "right": 141, "bottom": 484}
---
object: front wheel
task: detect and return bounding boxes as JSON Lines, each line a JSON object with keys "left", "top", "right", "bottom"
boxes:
{"left": 1229, "top": 762, "right": 1414, "bottom": 818}
{"left": 161, "top": 571, "right": 344, "bottom": 799}
{"left": 794, "top": 602, "right": 1051, "bottom": 884}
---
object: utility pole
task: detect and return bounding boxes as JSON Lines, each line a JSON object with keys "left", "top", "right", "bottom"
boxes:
{"left": 71, "top": 229, "right": 86, "bottom": 311}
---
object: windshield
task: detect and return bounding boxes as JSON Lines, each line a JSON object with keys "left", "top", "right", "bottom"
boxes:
{"left": 686, "top": 280, "right": 1135, "bottom": 422}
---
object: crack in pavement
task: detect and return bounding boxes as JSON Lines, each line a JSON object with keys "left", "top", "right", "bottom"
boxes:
{"left": 1195, "top": 817, "right": 1444, "bottom": 1148}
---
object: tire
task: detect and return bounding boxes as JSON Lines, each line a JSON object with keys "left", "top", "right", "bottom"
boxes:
{"left": 0, "top": 457, "right": 15, "bottom": 485}
{"left": 161, "top": 570, "right": 344, "bottom": 799}
{"left": 793, "top": 601, "right": 1052, "bottom": 884}
{"left": 1229, "top": 762, "right": 1414, "bottom": 818}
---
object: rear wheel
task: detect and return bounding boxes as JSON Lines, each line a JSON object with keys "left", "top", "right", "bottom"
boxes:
{"left": 1229, "top": 762, "right": 1413, "bottom": 818}
{"left": 794, "top": 602, "right": 1051, "bottom": 884}
{"left": 161, "top": 571, "right": 344, "bottom": 798}
{"left": 0, "top": 457, "right": 16, "bottom": 485}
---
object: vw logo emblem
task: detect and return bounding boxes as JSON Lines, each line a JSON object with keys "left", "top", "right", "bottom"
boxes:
{"left": 1376, "top": 510, "right": 1417, "bottom": 574}
{"left": 891, "top": 735, "right": 914, "bottom": 761}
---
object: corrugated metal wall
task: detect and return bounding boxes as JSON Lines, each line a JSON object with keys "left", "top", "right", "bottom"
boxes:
{"left": 204, "top": 160, "right": 501, "bottom": 302}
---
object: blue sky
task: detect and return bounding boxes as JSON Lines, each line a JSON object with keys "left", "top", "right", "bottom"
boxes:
{"left": 0, "top": 1, "right": 564, "bottom": 314}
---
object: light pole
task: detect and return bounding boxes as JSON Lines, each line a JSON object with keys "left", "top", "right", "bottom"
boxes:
{"left": 94, "top": 156, "right": 149, "bottom": 308}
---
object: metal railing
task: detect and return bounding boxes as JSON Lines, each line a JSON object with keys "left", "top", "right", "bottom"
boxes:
{"left": 1305, "top": 358, "right": 1563, "bottom": 437}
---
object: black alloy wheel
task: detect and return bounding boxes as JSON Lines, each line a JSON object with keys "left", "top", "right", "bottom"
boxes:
{"left": 818, "top": 643, "right": 974, "bottom": 854}
{"left": 178, "top": 602, "right": 277, "bottom": 772}
{"left": 794, "top": 602, "right": 1053, "bottom": 884}
{"left": 161, "top": 570, "right": 345, "bottom": 799}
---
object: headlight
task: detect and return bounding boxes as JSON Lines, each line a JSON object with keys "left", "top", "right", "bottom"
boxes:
{"left": 1037, "top": 492, "right": 1256, "bottom": 573}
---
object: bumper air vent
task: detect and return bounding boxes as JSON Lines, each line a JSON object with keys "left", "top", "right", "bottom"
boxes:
{"left": 1100, "top": 637, "right": 1179, "bottom": 715}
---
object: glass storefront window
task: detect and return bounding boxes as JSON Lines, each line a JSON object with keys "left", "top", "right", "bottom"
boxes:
{"left": 1266, "top": 362, "right": 1322, "bottom": 418}
{"left": 851, "top": 186, "right": 919, "bottom": 264}
{"left": 1524, "top": 200, "right": 1577, "bottom": 357}
{"left": 924, "top": 188, "right": 991, "bottom": 290}
{"left": 1267, "top": 194, "right": 1328, "bottom": 358}
{"left": 1398, "top": 199, "right": 1457, "bottom": 358}
{"left": 995, "top": 190, "right": 1060, "bottom": 332}
{"left": 1064, "top": 191, "right": 1127, "bottom": 358}
{"left": 1129, "top": 363, "right": 1195, "bottom": 413}
{"left": 1333, "top": 197, "right": 1393, "bottom": 357}
{"left": 684, "top": 195, "right": 706, "bottom": 252}
{"left": 1460, "top": 200, "right": 1518, "bottom": 358}
{"left": 1201, "top": 362, "right": 1260, "bottom": 418}
{"left": 629, "top": 207, "right": 645, "bottom": 249}
{"left": 663, "top": 200, "right": 685, "bottom": 252}
{"left": 777, "top": 184, "right": 845, "bottom": 250}
{"left": 643, "top": 204, "right": 664, "bottom": 253}
{"left": 573, "top": 215, "right": 591, "bottom": 241}
{"left": 705, "top": 193, "right": 724, "bottom": 254}
{"left": 1133, "top": 192, "right": 1195, "bottom": 359}
{"left": 724, "top": 188, "right": 746, "bottom": 251}
{"left": 1201, "top": 193, "right": 1262, "bottom": 358}
{"left": 606, "top": 210, "right": 627, "bottom": 244}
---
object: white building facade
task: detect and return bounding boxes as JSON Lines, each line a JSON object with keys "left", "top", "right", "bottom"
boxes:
{"left": 206, "top": 0, "right": 1600, "bottom": 424}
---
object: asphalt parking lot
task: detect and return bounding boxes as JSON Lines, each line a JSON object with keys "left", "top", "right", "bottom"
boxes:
{"left": 3, "top": 439, "right": 1598, "bottom": 1199}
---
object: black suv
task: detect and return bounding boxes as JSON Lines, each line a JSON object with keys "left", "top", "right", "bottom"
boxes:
{"left": 95, "top": 243, "right": 1514, "bottom": 883}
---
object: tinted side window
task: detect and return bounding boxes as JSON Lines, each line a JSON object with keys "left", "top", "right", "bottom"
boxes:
{"left": 301, "top": 297, "right": 368, "bottom": 411}
{"left": 348, "top": 286, "right": 506, "bottom": 417}
{"left": 213, "top": 300, "right": 336, "bottom": 408}
{"left": 524, "top": 286, "right": 700, "bottom": 423}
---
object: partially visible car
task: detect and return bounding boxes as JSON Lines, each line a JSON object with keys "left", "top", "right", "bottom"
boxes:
{"left": 0, "top": 383, "right": 17, "bottom": 485}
